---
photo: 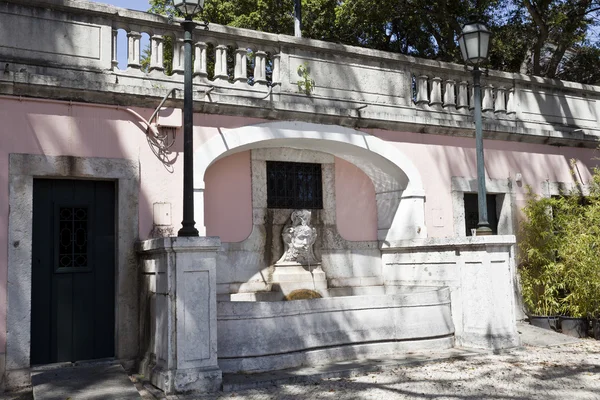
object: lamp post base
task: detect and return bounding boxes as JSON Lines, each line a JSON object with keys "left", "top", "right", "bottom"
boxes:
{"left": 476, "top": 225, "right": 493, "bottom": 236}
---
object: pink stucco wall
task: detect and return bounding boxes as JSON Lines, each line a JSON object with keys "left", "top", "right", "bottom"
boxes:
{"left": 335, "top": 157, "right": 378, "bottom": 241}
{"left": 204, "top": 151, "right": 253, "bottom": 242}
{"left": 369, "top": 128, "right": 599, "bottom": 237}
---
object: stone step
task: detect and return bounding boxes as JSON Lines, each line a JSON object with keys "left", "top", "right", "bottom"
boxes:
{"left": 31, "top": 360, "right": 140, "bottom": 400}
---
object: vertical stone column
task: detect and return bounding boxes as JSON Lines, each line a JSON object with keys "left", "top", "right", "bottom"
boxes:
{"left": 457, "top": 81, "right": 469, "bottom": 110}
{"left": 482, "top": 84, "right": 494, "bottom": 112}
{"left": 443, "top": 79, "right": 456, "bottom": 109}
{"left": 272, "top": 54, "right": 281, "bottom": 85}
{"left": 429, "top": 77, "right": 443, "bottom": 108}
{"left": 415, "top": 75, "right": 429, "bottom": 106}
{"left": 194, "top": 42, "right": 208, "bottom": 80}
{"left": 234, "top": 48, "right": 248, "bottom": 82}
{"left": 111, "top": 29, "right": 119, "bottom": 70}
{"left": 213, "top": 45, "right": 228, "bottom": 82}
{"left": 127, "top": 31, "right": 142, "bottom": 70}
{"left": 137, "top": 237, "right": 222, "bottom": 394}
{"left": 149, "top": 35, "right": 165, "bottom": 73}
{"left": 254, "top": 51, "right": 268, "bottom": 84}
{"left": 507, "top": 88, "right": 515, "bottom": 114}
{"left": 172, "top": 38, "right": 185, "bottom": 75}
{"left": 495, "top": 87, "right": 507, "bottom": 114}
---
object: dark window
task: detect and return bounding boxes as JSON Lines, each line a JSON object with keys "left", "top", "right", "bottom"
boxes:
{"left": 267, "top": 161, "right": 323, "bottom": 209}
{"left": 464, "top": 193, "right": 498, "bottom": 235}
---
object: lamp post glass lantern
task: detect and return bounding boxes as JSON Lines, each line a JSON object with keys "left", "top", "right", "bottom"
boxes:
{"left": 173, "top": 0, "right": 205, "bottom": 17}
{"left": 458, "top": 19, "right": 493, "bottom": 236}
{"left": 175, "top": 0, "right": 205, "bottom": 237}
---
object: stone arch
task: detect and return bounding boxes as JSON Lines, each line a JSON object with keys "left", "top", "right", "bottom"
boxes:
{"left": 194, "top": 121, "right": 426, "bottom": 241}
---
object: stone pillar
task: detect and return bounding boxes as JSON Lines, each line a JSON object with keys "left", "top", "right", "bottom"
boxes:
{"left": 149, "top": 35, "right": 165, "bottom": 73}
{"left": 254, "top": 51, "right": 268, "bottom": 84}
{"left": 234, "top": 48, "right": 247, "bottom": 82}
{"left": 172, "top": 38, "right": 185, "bottom": 75}
{"left": 443, "top": 79, "right": 456, "bottom": 109}
{"left": 457, "top": 81, "right": 469, "bottom": 110}
{"left": 272, "top": 54, "right": 281, "bottom": 85}
{"left": 429, "top": 77, "right": 443, "bottom": 108}
{"left": 214, "top": 45, "right": 229, "bottom": 82}
{"left": 127, "top": 31, "right": 142, "bottom": 70}
{"left": 495, "top": 87, "right": 507, "bottom": 114}
{"left": 137, "top": 237, "right": 222, "bottom": 394}
{"left": 415, "top": 75, "right": 429, "bottom": 106}
{"left": 111, "top": 29, "right": 119, "bottom": 70}
{"left": 507, "top": 87, "right": 515, "bottom": 114}
{"left": 194, "top": 42, "right": 208, "bottom": 80}
{"left": 482, "top": 84, "right": 494, "bottom": 112}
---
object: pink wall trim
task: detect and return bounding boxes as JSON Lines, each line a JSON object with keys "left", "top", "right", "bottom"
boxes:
{"left": 335, "top": 157, "right": 378, "bottom": 241}
{"left": 204, "top": 151, "right": 253, "bottom": 242}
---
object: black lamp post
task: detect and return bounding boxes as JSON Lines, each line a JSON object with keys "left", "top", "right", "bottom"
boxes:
{"left": 458, "top": 19, "right": 492, "bottom": 236}
{"left": 173, "top": 0, "right": 204, "bottom": 237}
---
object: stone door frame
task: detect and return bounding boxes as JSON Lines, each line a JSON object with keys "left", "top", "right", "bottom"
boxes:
{"left": 6, "top": 154, "right": 139, "bottom": 387}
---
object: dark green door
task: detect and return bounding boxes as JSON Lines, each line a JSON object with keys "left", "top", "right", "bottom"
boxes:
{"left": 31, "top": 179, "right": 115, "bottom": 365}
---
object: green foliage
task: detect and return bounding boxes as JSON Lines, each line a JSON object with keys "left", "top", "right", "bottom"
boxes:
{"left": 519, "top": 166, "right": 600, "bottom": 318}
{"left": 296, "top": 63, "right": 315, "bottom": 95}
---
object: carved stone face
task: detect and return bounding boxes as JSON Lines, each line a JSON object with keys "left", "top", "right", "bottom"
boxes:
{"left": 277, "top": 209, "right": 319, "bottom": 265}
{"left": 292, "top": 225, "right": 314, "bottom": 253}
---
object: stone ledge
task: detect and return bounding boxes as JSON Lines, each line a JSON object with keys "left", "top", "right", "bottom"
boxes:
{"left": 136, "top": 236, "right": 221, "bottom": 254}
{"left": 381, "top": 235, "right": 516, "bottom": 251}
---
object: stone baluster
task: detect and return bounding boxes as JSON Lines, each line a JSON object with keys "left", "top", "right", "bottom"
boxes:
{"left": 127, "top": 31, "right": 142, "bottom": 70}
{"left": 443, "top": 79, "right": 456, "bottom": 108}
{"left": 214, "top": 45, "right": 229, "bottom": 81}
{"left": 482, "top": 84, "right": 494, "bottom": 112}
{"left": 457, "top": 81, "right": 469, "bottom": 110}
{"left": 429, "top": 77, "right": 443, "bottom": 107}
{"left": 272, "top": 54, "right": 281, "bottom": 85}
{"left": 149, "top": 35, "right": 164, "bottom": 73}
{"left": 111, "top": 29, "right": 119, "bottom": 70}
{"left": 495, "top": 87, "right": 507, "bottom": 114}
{"left": 415, "top": 75, "right": 429, "bottom": 106}
{"left": 194, "top": 42, "right": 208, "bottom": 80}
{"left": 234, "top": 48, "right": 247, "bottom": 82}
{"left": 172, "top": 38, "right": 185, "bottom": 75}
{"left": 507, "top": 88, "right": 515, "bottom": 114}
{"left": 254, "top": 51, "right": 267, "bottom": 84}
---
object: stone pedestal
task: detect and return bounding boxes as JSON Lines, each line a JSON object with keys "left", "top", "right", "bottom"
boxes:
{"left": 272, "top": 262, "right": 327, "bottom": 295}
{"left": 137, "top": 237, "right": 222, "bottom": 394}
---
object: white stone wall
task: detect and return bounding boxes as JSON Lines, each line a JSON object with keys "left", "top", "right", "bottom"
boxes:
{"left": 381, "top": 236, "right": 520, "bottom": 350}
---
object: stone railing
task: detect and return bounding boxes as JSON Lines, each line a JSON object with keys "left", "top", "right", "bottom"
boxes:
{"left": 2, "top": 0, "right": 600, "bottom": 146}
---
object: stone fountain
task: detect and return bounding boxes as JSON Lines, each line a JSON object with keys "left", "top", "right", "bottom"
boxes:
{"left": 271, "top": 209, "right": 327, "bottom": 295}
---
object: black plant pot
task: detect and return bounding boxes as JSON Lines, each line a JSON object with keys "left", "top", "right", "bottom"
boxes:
{"left": 529, "top": 315, "right": 560, "bottom": 331}
{"left": 592, "top": 319, "right": 600, "bottom": 340}
{"left": 559, "top": 316, "right": 589, "bottom": 338}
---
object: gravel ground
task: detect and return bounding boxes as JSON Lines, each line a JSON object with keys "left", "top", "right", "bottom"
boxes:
{"left": 176, "top": 340, "right": 600, "bottom": 400}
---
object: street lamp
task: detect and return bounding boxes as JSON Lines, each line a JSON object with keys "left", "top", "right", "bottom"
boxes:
{"left": 458, "top": 19, "right": 492, "bottom": 236}
{"left": 173, "top": 0, "right": 205, "bottom": 237}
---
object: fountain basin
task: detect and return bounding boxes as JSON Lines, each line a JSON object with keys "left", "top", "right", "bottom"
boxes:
{"left": 217, "top": 286, "right": 454, "bottom": 373}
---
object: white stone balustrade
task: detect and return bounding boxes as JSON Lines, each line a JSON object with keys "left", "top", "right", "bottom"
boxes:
{"left": 482, "top": 84, "right": 494, "bottom": 112}
{"left": 172, "top": 38, "right": 185, "bottom": 75}
{"left": 214, "top": 45, "right": 229, "bottom": 81}
{"left": 234, "top": 48, "right": 247, "bottom": 82}
{"left": 457, "top": 81, "right": 469, "bottom": 109}
{"left": 254, "top": 51, "right": 268, "bottom": 84}
{"left": 415, "top": 75, "right": 429, "bottom": 106}
{"left": 495, "top": 87, "right": 507, "bottom": 114}
{"left": 194, "top": 42, "right": 208, "bottom": 79}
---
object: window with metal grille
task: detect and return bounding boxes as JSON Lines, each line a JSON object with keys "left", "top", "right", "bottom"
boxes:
{"left": 266, "top": 161, "right": 323, "bottom": 209}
